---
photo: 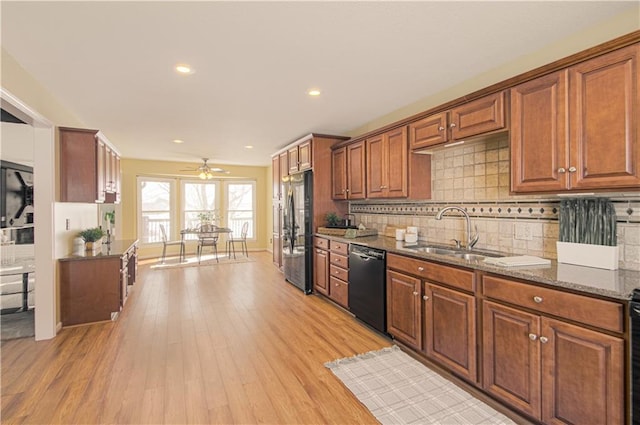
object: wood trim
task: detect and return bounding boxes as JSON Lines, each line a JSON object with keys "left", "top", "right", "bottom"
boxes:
{"left": 333, "top": 31, "right": 640, "bottom": 148}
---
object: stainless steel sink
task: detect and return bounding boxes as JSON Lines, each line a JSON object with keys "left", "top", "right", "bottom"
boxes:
{"left": 402, "top": 244, "right": 504, "bottom": 260}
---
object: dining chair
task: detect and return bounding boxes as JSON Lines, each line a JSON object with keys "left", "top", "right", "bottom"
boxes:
{"left": 160, "top": 224, "right": 185, "bottom": 264}
{"left": 197, "top": 223, "right": 219, "bottom": 264}
{"left": 226, "top": 221, "right": 249, "bottom": 259}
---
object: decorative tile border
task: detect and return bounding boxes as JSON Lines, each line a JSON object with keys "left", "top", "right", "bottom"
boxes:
{"left": 350, "top": 197, "right": 639, "bottom": 223}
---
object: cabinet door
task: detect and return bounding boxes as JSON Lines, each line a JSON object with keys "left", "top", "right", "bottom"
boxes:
{"left": 482, "top": 300, "right": 541, "bottom": 419}
{"left": 298, "top": 140, "right": 313, "bottom": 171}
{"left": 114, "top": 154, "right": 121, "bottom": 204}
{"left": 346, "top": 141, "right": 366, "bottom": 199}
{"left": 279, "top": 152, "right": 288, "bottom": 195}
{"left": 541, "top": 318, "right": 624, "bottom": 425}
{"left": 288, "top": 146, "right": 299, "bottom": 174}
{"left": 272, "top": 156, "right": 281, "bottom": 200}
{"left": 313, "top": 248, "right": 329, "bottom": 295}
{"left": 385, "top": 127, "right": 408, "bottom": 198}
{"left": 95, "top": 139, "right": 106, "bottom": 202}
{"left": 424, "top": 283, "right": 476, "bottom": 382}
{"left": 331, "top": 147, "right": 348, "bottom": 200}
{"left": 510, "top": 70, "right": 569, "bottom": 193}
{"left": 409, "top": 112, "right": 449, "bottom": 149}
{"left": 387, "top": 270, "right": 422, "bottom": 351}
{"left": 366, "top": 134, "right": 385, "bottom": 198}
{"left": 450, "top": 91, "right": 506, "bottom": 140}
{"left": 329, "top": 276, "right": 348, "bottom": 308}
{"left": 272, "top": 234, "right": 282, "bottom": 268}
{"left": 569, "top": 44, "right": 640, "bottom": 190}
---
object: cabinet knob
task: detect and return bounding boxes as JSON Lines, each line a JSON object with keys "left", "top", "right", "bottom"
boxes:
{"left": 438, "top": 126, "right": 445, "bottom": 131}
{"left": 539, "top": 336, "right": 549, "bottom": 344}
{"left": 528, "top": 333, "right": 538, "bottom": 341}
{"left": 345, "top": 189, "right": 350, "bottom": 193}
{"left": 558, "top": 167, "right": 566, "bottom": 173}
{"left": 334, "top": 271, "right": 340, "bottom": 275}
{"left": 423, "top": 295, "right": 429, "bottom": 301}
{"left": 417, "top": 266, "right": 424, "bottom": 271}
{"left": 568, "top": 166, "right": 577, "bottom": 173}
{"left": 335, "top": 283, "right": 340, "bottom": 287}
{"left": 533, "top": 296, "right": 543, "bottom": 303}
{"left": 413, "top": 291, "right": 419, "bottom": 296}
{"left": 450, "top": 123, "right": 456, "bottom": 128}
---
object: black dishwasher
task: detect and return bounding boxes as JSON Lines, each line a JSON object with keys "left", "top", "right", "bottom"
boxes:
{"left": 349, "top": 245, "right": 386, "bottom": 333}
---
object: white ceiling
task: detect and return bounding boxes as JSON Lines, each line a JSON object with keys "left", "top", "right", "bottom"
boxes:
{"left": 1, "top": 1, "right": 636, "bottom": 167}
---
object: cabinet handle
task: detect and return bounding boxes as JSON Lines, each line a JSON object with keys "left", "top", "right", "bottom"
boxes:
{"left": 438, "top": 126, "right": 445, "bottom": 131}
{"left": 334, "top": 271, "right": 340, "bottom": 275}
{"left": 558, "top": 167, "right": 566, "bottom": 173}
{"left": 539, "top": 336, "right": 549, "bottom": 344}
{"left": 568, "top": 166, "right": 577, "bottom": 173}
{"left": 450, "top": 123, "right": 456, "bottom": 128}
{"left": 345, "top": 189, "right": 350, "bottom": 193}
{"left": 417, "top": 266, "right": 424, "bottom": 271}
{"left": 528, "top": 333, "right": 538, "bottom": 341}
{"left": 423, "top": 295, "right": 429, "bottom": 301}
{"left": 412, "top": 291, "right": 419, "bottom": 296}
{"left": 533, "top": 296, "right": 543, "bottom": 303}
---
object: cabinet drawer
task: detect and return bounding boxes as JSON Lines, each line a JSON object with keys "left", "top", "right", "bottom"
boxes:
{"left": 329, "top": 252, "right": 348, "bottom": 268}
{"left": 387, "top": 253, "right": 475, "bottom": 292}
{"left": 315, "top": 237, "right": 329, "bottom": 250}
{"left": 482, "top": 275, "right": 623, "bottom": 333}
{"left": 329, "top": 264, "right": 349, "bottom": 282}
{"left": 329, "top": 240, "right": 349, "bottom": 255}
{"left": 329, "top": 276, "right": 349, "bottom": 308}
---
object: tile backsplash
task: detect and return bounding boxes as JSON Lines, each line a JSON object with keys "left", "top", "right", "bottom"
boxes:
{"left": 350, "top": 137, "right": 640, "bottom": 271}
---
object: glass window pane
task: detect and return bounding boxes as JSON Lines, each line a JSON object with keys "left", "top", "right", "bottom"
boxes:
{"left": 184, "top": 183, "right": 216, "bottom": 211}
{"left": 141, "top": 181, "right": 171, "bottom": 210}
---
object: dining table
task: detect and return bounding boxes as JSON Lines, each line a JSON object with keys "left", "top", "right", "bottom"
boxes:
{"left": 179, "top": 226, "right": 232, "bottom": 262}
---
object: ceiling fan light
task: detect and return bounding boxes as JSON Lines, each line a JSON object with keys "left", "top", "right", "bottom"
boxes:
{"left": 199, "top": 171, "right": 207, "bottom": 180}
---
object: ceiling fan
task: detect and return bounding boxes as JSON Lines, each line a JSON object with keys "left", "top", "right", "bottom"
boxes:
{"left": 180, "top": 158, "right": 229, "bottom": 179}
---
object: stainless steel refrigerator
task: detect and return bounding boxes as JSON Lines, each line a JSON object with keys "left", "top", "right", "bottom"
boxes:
{"left": 282, "top": 170, "right": 313, "bottom": 294}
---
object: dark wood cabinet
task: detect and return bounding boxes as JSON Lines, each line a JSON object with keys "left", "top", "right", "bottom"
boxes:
{"left": 366, "top": 128, "right": 408, "bottom": 198}
{"left": 59, "top": 127, "right": 121, "bottom": 203}
{"left": 386, "top": 269, "right": 422, "bottom": 351}
{"left": 512, "top": 43, "right": 640, "bottom": 193}
{"left": 288, "top": 139, "right": 313, "bottom": 174}
{"left": 328, "top": 240, "right": 349, "bottom": 308}
{"left": 423, "top": 282, "right": 477, "bottom": 383}
{"left": 332, "top": 141, "right": 366, "bottom": 200}
{"left": 409, "top": 92, "right": 506, "bottom": 150}
{"left": 60, "top": 240, "right": 138, "bottom": 326}
{"left": 482, "top": 274, "right": 625, "bottom": 423}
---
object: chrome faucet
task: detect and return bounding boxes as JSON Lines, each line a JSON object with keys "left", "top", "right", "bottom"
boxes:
{"left": 435, "top": 206, "right": 479, "bottom": 250}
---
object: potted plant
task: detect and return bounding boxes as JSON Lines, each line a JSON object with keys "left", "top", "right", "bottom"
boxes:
{"left": 325, "top": 212, "right": 341, "bottom": 228}
{"left": 78, "top": 227, "right": 106, "bottom": 252}
{"left": 197, "top": 210, "right": 222, "bottom": 225}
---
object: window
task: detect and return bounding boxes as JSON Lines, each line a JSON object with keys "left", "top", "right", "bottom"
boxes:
{"left": 182, "top": 181, "right": 219, "bottom": 240}
{"left": 138, "top": 177, "right": 175, "bottom": 243}
{"left": 225, "top": 181, "right": 255, "bottom": 239}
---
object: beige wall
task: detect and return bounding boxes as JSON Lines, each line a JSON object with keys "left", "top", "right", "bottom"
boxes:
{"left": 120, "top": 158, "right": 270, "bottom": 259}
{"left": 347, "top": 6, "right": 640, "bottom": 137}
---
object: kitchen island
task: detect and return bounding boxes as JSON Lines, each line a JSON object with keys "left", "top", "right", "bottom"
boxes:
{"left": 58, "top": 239, "right": 138, "bottom": 326}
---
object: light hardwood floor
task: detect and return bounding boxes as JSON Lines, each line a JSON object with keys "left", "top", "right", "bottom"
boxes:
{"left": 1, "top": 251, "right": 391, "bottom": 424}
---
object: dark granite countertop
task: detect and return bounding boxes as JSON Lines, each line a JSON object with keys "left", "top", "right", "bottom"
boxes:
{"left": 316, "top": 234, "right": 639, "bottom": 302}
{"left": 59, "top": 239, "right": 138, "bottom": 261}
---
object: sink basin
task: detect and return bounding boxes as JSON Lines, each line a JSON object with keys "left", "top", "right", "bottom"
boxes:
{"left": 402, "top": 244, "right": 505, "bottom": 260}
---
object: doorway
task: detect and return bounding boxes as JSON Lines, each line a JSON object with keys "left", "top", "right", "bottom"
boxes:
{"left": 1, "top": 88, "right": 56, "bottom": 340}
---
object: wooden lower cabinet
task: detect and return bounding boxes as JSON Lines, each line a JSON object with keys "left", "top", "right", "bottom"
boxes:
{"left": 482, "top": 300, "right": 624, "bottom": 424}
{"left": 423, "top": 282, "right": 477, "bottom": 382}
{"left": 313, "top": 245, "right": 329, "bottom": 296}
{"left": 386, "top": 269, "right": 422, "bottom": 351}
{"left": 327, "top": 241, "right": 349, "bottom": 308}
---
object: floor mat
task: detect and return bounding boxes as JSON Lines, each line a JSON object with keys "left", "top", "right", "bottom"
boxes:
{"left": 325, "top": 345, "right": 515, "bottom": 425}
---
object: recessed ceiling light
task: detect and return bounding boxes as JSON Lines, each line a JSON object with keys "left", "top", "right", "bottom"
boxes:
{"left": 244, "top": 145, "right": 254, "bottom": 149}
{"left": 307, "top": 89, "right": 321, "bottom": 96}
{"left": 175, "top": 64, "right": 194, "bottom": 74}
{"left": 172, "top": 139, "right": 184, "bottom": 144}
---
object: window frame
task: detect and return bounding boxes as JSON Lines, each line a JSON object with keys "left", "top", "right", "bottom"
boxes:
{"left": 137, "top": 176, "right": 177, "bottom": 244}
{"left": 224, "top": 180, "right": 257, "bottom": 241}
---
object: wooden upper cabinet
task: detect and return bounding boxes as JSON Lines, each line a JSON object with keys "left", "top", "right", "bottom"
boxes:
{"left": 60, "top": 127, "right": 105, "bottom": 203}
{"left": 569, "top": 43, "right": 640, "bottom": 190}
{"left": 272, "top": 155, "right": 281, "bottom": 200}
{"left": 511, "top": 70, "right": 569, "bottom": 193}
{"left": 450, "top": 91, "right": 506, "bottom": 140}
{"left": 366, "top": 127, "right": 408, "bottom": 198}
{"left": 409, "top": 112, "right": 449, "bottom": 149}
{"left": 288, "top": 139, "right": 313, "bottom": 174}
{"left": 331, "top": 141, "right": 366, "bottom": 200}
{"left": 512, "top": 43, "right": 640, "bottom": 193}
{"left": 409, "top": 92, "right": 506, "bottom": 150}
